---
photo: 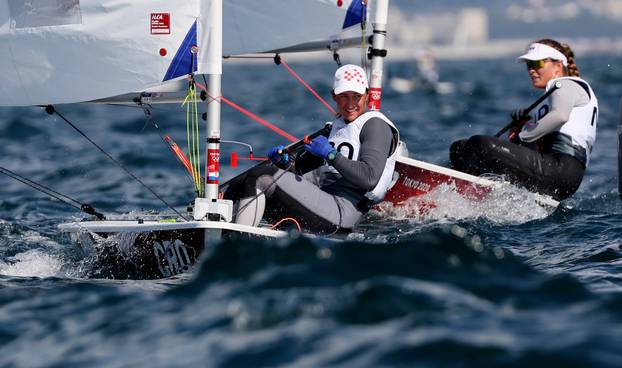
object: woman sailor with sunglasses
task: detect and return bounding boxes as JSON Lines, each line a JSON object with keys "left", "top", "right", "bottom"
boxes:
{"left": 450, "top": 39, "right": 598, "bottom": 201}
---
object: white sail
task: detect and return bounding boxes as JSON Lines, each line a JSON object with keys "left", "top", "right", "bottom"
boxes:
{"left": 0, "top": 0, "right": 367, "bottom": 106}
{"left": 0, "top": 0, "right": 200, "bottom": 106}
{"left": 221, "top": 0, "right": 366, "bottom": 56}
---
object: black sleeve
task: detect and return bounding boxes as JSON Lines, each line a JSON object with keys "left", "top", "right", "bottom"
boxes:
{"left": 293, "top": 150, "right": 325, "bottom": 175}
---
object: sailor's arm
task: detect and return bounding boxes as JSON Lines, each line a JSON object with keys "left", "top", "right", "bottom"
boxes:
{"left": 519, "top": 79, "right": 590, "bottom": 142}
{"left": 331, "top": 118, "right": 393, "bottom": 191}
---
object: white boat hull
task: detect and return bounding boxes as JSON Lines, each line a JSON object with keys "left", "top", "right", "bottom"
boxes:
{"left": 60, "top": 220, "right": 287, "bottom": 278}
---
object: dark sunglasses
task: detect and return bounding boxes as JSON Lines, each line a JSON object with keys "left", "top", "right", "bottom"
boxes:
{"left": 525, "top": 59, "right": 550, "bottom": 70}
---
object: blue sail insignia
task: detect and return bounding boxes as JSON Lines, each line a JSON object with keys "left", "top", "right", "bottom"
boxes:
{"left": 342, "top": 0, "right": 367, "bottom": 29}
{"left": 163, "top": 20, "right": 197, "bottom": 82}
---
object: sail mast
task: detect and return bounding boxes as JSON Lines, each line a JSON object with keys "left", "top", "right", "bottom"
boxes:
{"left": 368, "top": 0, "right": 389, "bottom": 110}
{"left": 190, "top": 0, "right": 232, "bottom": 223}
{"left": 205, "top": 0, "right": 223, "bottom": 202}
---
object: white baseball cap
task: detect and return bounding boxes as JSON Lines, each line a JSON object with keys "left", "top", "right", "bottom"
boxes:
{"left": 517, "top": 43, "right": 568, "bottom": 66}
{"left": 333, "top": 64, "right": 368, "bottom": 95}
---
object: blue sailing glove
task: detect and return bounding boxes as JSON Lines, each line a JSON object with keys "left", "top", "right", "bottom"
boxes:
{"left": 303, "top": 136, "right": 334, "bottom": 159}
{"left": 268, "top": 145, "right": 289, "bottom": 164}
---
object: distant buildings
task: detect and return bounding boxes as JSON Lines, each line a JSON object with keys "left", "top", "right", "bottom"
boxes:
{"left": 387, "top": 7, "right": 492, "bottom": 59}
{"left": 388, "top": 7, "right": 488, "bottom": 48}
{"left": 386, "top": 3, "right": 622, "bottom": 60}
{"left": 452, "top": 8, "right": 488, "bottom": 47}
{"left": 507, "top": 0, "right": 622, "bottom": 22}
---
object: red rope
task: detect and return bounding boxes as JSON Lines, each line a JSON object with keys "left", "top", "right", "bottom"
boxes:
{"left": 193, "top": 79, "right": 299, "bottom": 143}
{"left": 271, "top": 217, "right": 302, "bottom": 232}
{"left": 165, "top": 135, "right": 194, "bottom": 176}
{"left": 279, "top": 58, "right": 337, "bottom": 116}
{"left": 221, "top": 95, "right": 298, "bottom": 142}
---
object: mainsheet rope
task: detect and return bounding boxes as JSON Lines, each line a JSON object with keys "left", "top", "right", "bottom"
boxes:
{"left": 276, "top": 56, "right": 337, "bottom": 116}
{"left": 192, "top": 56, "right": 340, "bottom": 143}
{"left": 193, "top": 79, "right": 299, "bottom": 143}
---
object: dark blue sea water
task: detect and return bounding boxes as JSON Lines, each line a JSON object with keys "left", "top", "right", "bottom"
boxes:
{"left": 1, "top": 55, "right": 621, "bottom": 367}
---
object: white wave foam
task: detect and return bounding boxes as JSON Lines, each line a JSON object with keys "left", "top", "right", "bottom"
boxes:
{"left": 375, "top": 181, "right": 556, "bottom": 224}
{"left": 0, "top": 249, "right": 64, "bottom": 278}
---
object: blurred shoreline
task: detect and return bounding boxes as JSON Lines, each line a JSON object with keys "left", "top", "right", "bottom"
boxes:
{"left": 394, "top": 36, "right": 622, "bottom": 60}
{"left": 254, "top": 36, "right": 622, "bottom": 64}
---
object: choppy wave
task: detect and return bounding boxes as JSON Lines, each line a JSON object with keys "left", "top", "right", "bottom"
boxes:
{"left": 373, "top": 180, "right": 556, "bottom": 224}
{"left": 1, "top": 232, "right": 619, "bottom": 367}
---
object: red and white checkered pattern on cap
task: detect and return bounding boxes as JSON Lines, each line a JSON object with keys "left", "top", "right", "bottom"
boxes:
{"left": 333, "top": 64, "right": 368, "bottom": 95}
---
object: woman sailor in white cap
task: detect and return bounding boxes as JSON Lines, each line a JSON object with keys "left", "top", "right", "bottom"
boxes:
{"left": 450, "top": 39, "right": 598, "bottom": 200}
{"left": 223, "top": 64, "right": 400, "bottom": 235}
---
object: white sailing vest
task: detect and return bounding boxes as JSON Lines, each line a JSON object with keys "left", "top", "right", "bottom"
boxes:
{"left": 318, "top": 111, "right": 400, "bottom": 203}
{"left": 528, "top": 76, "right": 598, "bottom": 165}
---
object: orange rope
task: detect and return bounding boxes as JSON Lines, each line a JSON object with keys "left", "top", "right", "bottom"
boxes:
{"left": 192, "top": 79, "right": 299, "bottom": 143}
{"left": 191, "top": 58, "right": 337, "bottom": 143}
{"left": 165, "top": 135, "right": 194, "bottom": 176}
{"left": 279, "top": 58, "right": 337, "bottom": 116}
{"left": 271, "top": 217, "right": 302, "bottom": 232}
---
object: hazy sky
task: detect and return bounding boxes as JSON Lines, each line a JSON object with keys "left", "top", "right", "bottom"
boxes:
{"left": 390, "top": 0, "right": 622, "bottom": 39}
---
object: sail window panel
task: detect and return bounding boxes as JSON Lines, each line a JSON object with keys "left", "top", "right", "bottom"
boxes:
{"left": 8, "top": 0, "right": 82, "bottom": 29}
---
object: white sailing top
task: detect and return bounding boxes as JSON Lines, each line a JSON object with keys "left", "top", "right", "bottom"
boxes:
{"left": 318, "top": 111, "right": 399, "bottom": 203}
{"left": 520, "top": 76, "right": 598, "bottom": 165}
